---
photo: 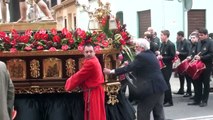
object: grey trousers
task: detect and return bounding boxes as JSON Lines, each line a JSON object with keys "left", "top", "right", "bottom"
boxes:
{"left": 137, "top": 92, "right": 165, "bottom": 120}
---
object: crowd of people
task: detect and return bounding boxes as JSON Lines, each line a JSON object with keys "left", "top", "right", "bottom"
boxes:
{"left": 141, "top": 27, "right": 213, "bottom": 108}
{"left": 102, "top": 27, "right": 213, "bottom": 119}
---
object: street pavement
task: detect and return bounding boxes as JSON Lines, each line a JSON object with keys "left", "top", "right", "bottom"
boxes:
{"left": 163, "top": 73, "right": 213, "bottom": 120}
{"left": 131, "top": 73, "right": 213, "bottom": 120}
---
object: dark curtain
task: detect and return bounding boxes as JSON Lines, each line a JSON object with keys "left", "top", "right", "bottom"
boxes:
{"left": 14, "top": 93, "right": 84, "bottom": 120}
{"left": 106, "top": 91, "right": 136, "bottom": 120}
{"left": 14, "top": 91, "right": 136, "bottom": 120}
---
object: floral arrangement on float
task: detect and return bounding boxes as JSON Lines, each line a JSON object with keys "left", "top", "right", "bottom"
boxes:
{"left": 0, "top": 24, "right": 131, "bottom": 53}
{"left": 0, "top": 0, "right": 134, "bottom": 61}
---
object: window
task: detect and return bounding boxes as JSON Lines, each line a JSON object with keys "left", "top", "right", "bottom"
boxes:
{"left": 116, "top": 11, "right": 123, "bottom": 25}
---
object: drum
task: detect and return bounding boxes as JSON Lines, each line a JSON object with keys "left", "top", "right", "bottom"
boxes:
{"left": 186, "top": 60, "right": 206, "bottom": 80}
{"left": 177, "top": 59, "right": 190, "bottom": 74}
{"left": 159, "top": 59, "right": 166, "bottom": 69}
{"left": 172, "top": 55, "right": 181, "bottom": 70}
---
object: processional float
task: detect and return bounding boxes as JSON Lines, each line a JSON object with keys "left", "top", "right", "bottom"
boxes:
{"left": 0, "top": 0, "right": 136, "bottom": 120}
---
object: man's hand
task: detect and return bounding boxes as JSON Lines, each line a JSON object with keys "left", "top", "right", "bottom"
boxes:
{"left": 103, "top": 68, "right": 111, "bottom": 75}
{"left": 155, "top": 51, "right": 160, "bottom": 55}
{"left": 157, "top": 55, "right": 163, "bottom": 60}
{"left": 194, "top": 55, "right": 201, "bottom": 60}
{"left": 186, "top": 56, "right": 192, "bottom": 60}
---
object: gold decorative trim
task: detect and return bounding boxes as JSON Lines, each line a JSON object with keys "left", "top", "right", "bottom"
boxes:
{"left": 78, "top": 57, "right": 84, "bottom": 70}
{"left": 0, "top": 49, "right": 120, "bottom": 57}
{"left": 6, "top": 59, "right": 26, "bottom": 80}
{"left": 30, "top": 59, "right": 40, "bottom": 78}
{"left": 105, "top": 82, "right": 121, "bottom": 105}
{"left": 66, "top": 58, "right": 76, "bottom": 77}
{"left": 43, "top": 58, "right": 62, "bottom": 79}
{"left": 103, "top": 54, "right": 112, "bottom": 82}
{"left": 15, "top": 86, "right": 66, "bottom": 94}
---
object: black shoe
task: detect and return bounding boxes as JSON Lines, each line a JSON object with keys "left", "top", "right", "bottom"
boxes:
{"left": 183, "top": 93, "right": 192, "bottom": 97}
{"left": 189, "top": 96, "right": 195, "bottom": 100}
{"left": 164, "top": 102, "right": 173, "bottom": 107}
{"left": 174, "top": 91, "right": 184, "bottom": 95}
{"left": 199, "top": 102, "right": 207, "bottom": 107}
{"left": 187, "top": 102, "right": 200, "bottom": 105}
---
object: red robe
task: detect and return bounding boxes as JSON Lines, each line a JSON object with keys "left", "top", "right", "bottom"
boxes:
{"left": 65, "top": 57, "right": 106, "bottom": 120}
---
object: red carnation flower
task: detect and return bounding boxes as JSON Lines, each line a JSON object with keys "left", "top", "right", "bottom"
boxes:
{"left": 49, "top": 47, "right": 57, "bottom": 51}
{"left": 37, "top": 45, "right": 44, "bottom": 50}
{"left": 20, "top": 35, "right": 30, "bottom": 43}
{"left": 10, "top": 48, "right": 17, "bottom": 53}
{"left": 3, "top": 36, "right": 11, "bottom": 44}
{"left": 40, "top": 34, "right": 49, "bottom": 40}
{"left": 34, "top": 33, "right": 41, "bottom": 40}
{"left": 62, "top": 45, "right": 69, "bottom": 51}
{"left": 25, "top": 29, "right": 32, "bottom": 36}
{"left": 62, "top": 28, "right": 69, "bottom": 35}
{"left": 39, "top": 29, "right": 46, "bottom": 34}
{"left": 24, "top": 46, "right": 32, "bottom": 51}
{"left": 0, "top": 31, "right": 6, "bottom": 38}
{"left": 51, "top": 28, "right": 57, "bottom": 35}
{"left": 53, "top": 35, "right": 61, "bottom": 43}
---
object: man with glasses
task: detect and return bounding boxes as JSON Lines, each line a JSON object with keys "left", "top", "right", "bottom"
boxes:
{"left": 104, "top": 38, "right": 168, "bottom": 120}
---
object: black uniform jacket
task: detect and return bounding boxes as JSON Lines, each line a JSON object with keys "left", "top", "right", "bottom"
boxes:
{"left": 197, "top": 39, "right": 213, "bottom": 66}
{"left": 177, "top": 39, "right": 191, "bottom": 61}
{"left": 114, "top": 50, "right": 168, "bottom": 99}
{"left": 160, "top": 40, "right": 176, "bottom": 64}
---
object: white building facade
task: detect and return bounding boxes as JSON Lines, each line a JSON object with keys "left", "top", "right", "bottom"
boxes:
{"left": 76, "top": 0, "right": 213, "bottom": 43}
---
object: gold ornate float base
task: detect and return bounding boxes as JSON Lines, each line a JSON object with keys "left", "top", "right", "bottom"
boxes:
{"left": 0, "top": 49, "right": 121, "bottom": 103}
{"left": 105, "top": 82, "right": 121, "bottom": 105}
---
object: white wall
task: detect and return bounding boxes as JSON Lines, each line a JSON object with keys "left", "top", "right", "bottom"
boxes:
{"left": 76, "top": 0, "right": 213, "bottom": 41}
{"left": 110, "top": 0, "right": 184, "bottom": 43}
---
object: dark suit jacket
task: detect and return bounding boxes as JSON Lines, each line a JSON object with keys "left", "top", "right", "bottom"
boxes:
{"left": 115, "top": 50, "right": 168, "bottom": 99}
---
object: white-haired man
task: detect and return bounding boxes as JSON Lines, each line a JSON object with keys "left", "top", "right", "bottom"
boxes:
{"left": 104, "top": 38, "right": 168, "bottom": 120}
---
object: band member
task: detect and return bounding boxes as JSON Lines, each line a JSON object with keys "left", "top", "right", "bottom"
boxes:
{"left": 187, "top": 32, "right": 199, "bottom": 103}
{"left": 65, "top": 44, "right": 106, "bottom": 120}
{"left": 188, "top": 28, "right": 213, "bottom": 107}
{"left": 157, "top": 30, "right": 176, "bottom": 107}
{"left": 147, "top": 27, "right": 161, "bottom": 49}
{"left": 175, "top": 31, "right": 191, "bottom": 97}
{"left": 144, "top": 31, "right": 159, "bottom": 53}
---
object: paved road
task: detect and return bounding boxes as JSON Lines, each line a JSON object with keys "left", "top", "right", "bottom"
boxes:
{"left": 164, "top": 73, "right": 213, "bottom": 120}
{"left": 131, "top": 73, "right": 213, "bottom": 120}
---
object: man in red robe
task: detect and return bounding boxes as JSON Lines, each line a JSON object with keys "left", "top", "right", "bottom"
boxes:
{"left": 65, "top": 44, "right": 106, "bottom": 120}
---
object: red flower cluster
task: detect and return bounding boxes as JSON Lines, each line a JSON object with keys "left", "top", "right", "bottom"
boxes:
{"left": 0, "top": 26, "right": 131, "bottom": 52}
